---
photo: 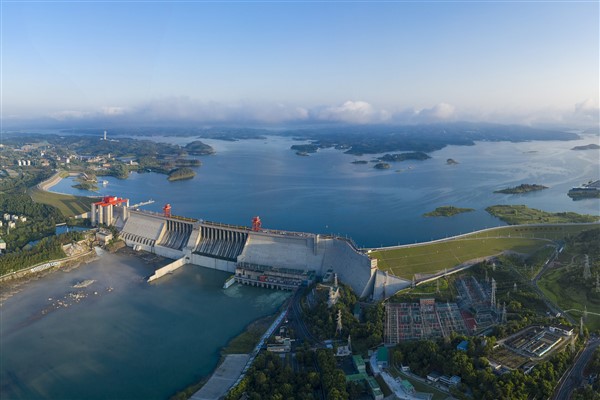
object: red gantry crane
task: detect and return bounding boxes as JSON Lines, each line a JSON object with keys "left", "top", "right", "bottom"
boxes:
{"left": 252, "top": 216, "right": 262, "bottom": 231}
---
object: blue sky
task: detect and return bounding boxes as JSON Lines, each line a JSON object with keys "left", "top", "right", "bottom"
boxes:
{"left": 2, "top": 1, "right": 598, "bottom": 126}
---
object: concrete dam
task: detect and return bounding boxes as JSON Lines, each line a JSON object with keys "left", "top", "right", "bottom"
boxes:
{"left": 94, "top": 197, "right": 409, "bottom": 300}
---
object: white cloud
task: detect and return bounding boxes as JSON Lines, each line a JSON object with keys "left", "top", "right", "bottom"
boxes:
{"left": 36, "top": 98, "right": 597, "bottom": 128}
{"left": 101, "top": 106, "right": 126, "bottom": 116}
{"left": 312, "top": 100, "right": 389, "bottom": 124}
{"left": 574, "top": 98, "right": 599, "bottom": 119}
{"left": 414, "top": 102, "right": 456, "bottom": 122}
{"left": 48, "top": 110, "right": 92, "bottom": 120}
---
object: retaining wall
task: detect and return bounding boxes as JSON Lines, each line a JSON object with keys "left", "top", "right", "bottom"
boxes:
{"left": 147, "top": 256, "right": 187, "bottom": 282}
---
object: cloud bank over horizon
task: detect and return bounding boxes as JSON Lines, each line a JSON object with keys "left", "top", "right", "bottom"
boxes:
{"left": 2, "top": 97, "right": 598, "bottom": 129}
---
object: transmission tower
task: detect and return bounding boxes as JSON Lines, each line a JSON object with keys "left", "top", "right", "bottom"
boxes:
{"left": 491, "top": 278, "right": 496, "bottom": 308}
{"left": 580, "top": 317, "right": 585, "bottom": 336}
{"left": 501, "top": 302, "right": 507, "bottom": 324}
{"left": 583, "top": 255, "right": 592, "bottom": 280}
{"left": 595, "top": 273, "right": 600, "bottom": 293}
{"left": 513, "top": 282, "right": 517, "bottom": 292}
{"left": 336, "top": 309, "right": 343, "bottom": 335}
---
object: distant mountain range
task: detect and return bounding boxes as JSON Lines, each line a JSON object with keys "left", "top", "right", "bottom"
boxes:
{"left": 5, "top": 121, "right": 582, "bottom": 155}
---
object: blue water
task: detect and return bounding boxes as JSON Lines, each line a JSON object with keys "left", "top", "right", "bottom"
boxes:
{"left": 0, "top": 252, "right": 289, "bottom": 399}
{"left": 55, "top": 225, "right": 90, "bottom": 235}
{"left": 50, "top": 135, "right": 600, "bottom": 248}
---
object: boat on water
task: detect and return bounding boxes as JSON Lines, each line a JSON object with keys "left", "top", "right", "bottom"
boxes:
{"left": 102, "top": 180, "right": 108, "bottom": 185}
{"left": 568, "top": 180, "right": 600, "bottom": 199}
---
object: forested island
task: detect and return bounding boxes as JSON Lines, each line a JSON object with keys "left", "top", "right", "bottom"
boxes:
{"left": 373, "top": 162, "right": 390, "bottom": 170}
{"left": 72, "top": 181, "right": 99, "bottom": 191}
{"left": 424, "top": 206, "right": 475, "bottom": 217}
{"left": 494, "top": 184, "right": 548, "bottom": 194}
{"left": 184, "top": 140, "right": 216, "bottom": 155}
{"left": 485, "top": 204, "right": 599, "bottom": 225}
{"left": 290, "top": 144, "right": 319, "bottom": 154}
{"left": 377, "top": 152, "right": 431, "bottom": 162}
{"left": 571, "top": 143, "right": 600, "bottom": 150}
{"left": 286, "top": 122, "right": 578, "bottom": 156}
{"left": 351, "top": 160, "right": 368, "bottom": 164}
{"left": 446, "top": 158, "right": 459, "bottom": 165}
{"left": 168, "top": 167, "right": 196, "bottom": 181}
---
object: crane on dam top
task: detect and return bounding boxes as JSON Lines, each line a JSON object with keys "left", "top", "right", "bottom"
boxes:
{"left": 252, "top": 216, "right": 262, "bottom": 231}
{"left": 163, "top": 204, "right": 172, "bottom": 218}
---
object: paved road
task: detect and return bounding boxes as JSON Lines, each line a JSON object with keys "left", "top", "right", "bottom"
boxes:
{"left": 553, "top": 337, "right": 600, "bottom": 400}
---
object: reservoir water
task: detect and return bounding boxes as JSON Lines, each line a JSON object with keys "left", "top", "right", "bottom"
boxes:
{"left": 0, "top": 252, "right": 289, "bottom": 399}
{"left": 51, "top": 134, "right": 599, "bottom": 248}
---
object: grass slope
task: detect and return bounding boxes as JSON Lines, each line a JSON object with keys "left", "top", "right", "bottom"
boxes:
{"left": 371, "top": 224, "right": 597, "bottom": 279}
{"left": 29, "top": 187, "right": 98, "bottom": 217}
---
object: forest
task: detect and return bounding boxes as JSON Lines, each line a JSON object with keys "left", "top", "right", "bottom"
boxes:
{"left": 392, "top": 334, "right": 581, "bottom": 400}
{"left": 0, "top": 230, "right": 85, "bottom": 275}
{"left": 226, "top": 348, "right": 358, "bottom": 400}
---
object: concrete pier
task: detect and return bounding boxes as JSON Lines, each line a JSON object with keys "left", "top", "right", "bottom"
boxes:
{"left": 147, "top": 256, "right": 187, "bottom": 282}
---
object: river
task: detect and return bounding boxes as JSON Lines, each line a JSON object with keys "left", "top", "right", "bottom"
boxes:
{"left": 0, "top": 252, "right": 289, "bottom": 399}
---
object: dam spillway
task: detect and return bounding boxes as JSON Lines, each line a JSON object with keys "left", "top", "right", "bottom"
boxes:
{"left": 107, "top": 204, "right": 409, "bottom": 299}
{"left": 194, "top": 224, "right": 248, "bottom": 261}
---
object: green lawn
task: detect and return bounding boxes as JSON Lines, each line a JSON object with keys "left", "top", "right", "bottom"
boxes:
{"left": 371, "top": 224, "right": 599, "bottom": 280}
{"left": 538, "top": 267, "right": 600, "bottom": 331}
{"left": 372, "top": 237, "right": 548, "bottom": 279}
{"left": 29, "top": 187, "right": 98, "bottom": 218}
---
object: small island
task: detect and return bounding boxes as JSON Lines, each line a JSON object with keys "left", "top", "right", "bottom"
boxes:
{"left": 424, "top": 206, "right": 475, "bottom": 217}
{"left": 295, "top": 151, "right": 309, "bottom": 156}
{"left": 494, "top": 184, "right": 548, "bottom": 194}
{"left": 485, "top": 204, "right": 599, "bottom": 225}
{"left": 373, "top": 162, "right": 391, "bottom": 170}
{"left": 446, "top": 158, "right": 459, "bottom": 165}
{"left": 351, "top": 160, "right": 368, "bottom": 164}
{"left": 571, "top": 143, "right": 600, "bottom": 151}
{"left": 168, "top": 167, "right": 196, "bottom": 181}
{"left": 72, "top": 174, "right": 99, "bottom": 191}
{"left": 184, "top": 140, "right": 216, "bottom": 155}
{"left": 290, "top": 144, "right": 319, "bottom": 154}
{"left": 377, "top": 152, "right": 431, "bottom": 162}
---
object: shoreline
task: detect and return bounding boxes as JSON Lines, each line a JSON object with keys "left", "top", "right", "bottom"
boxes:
{"left": 171, "top": 294, "right": 291, "bottom": 400}
{"left": 0, "top": 250, "right": 98, "bottom": 305}
{"left": 37, "top": 171, "right": 67, "bottom": 192}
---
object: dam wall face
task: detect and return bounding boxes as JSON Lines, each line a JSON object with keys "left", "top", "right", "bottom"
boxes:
{"left": 117, "top": 209, "right": 382, "bottom": 298}
{"left": 153, "top": 245, "right": 186, "bottom": 260}
{"left": 190, "top": 253, "right": 236, "bottom": 272}
{"left": 238, "top": 232, "right": 322, "bottom": 271}
{"left": 320, "top": 237, "right": 377, "bottom": 299}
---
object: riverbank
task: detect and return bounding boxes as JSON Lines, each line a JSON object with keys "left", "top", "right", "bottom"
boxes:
{"left": 0, "top": 248, "right": 98, "bottom": 305}
{"left": 36, "top": 171, "right": 71, "bottom": 191}
{"left": 170, "top": 299, "right": 288, "bottom": 400}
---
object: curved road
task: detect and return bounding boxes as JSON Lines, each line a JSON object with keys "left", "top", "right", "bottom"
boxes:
{"left": 553, "top": 337, "right": 600, "bottom": 400}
